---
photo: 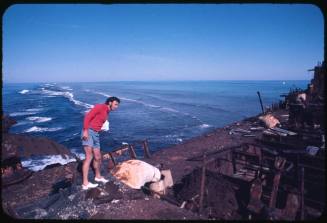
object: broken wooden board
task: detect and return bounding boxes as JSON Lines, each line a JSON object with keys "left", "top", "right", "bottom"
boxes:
{"left": 271, "top": 127, "right": 297, "bottom": 136}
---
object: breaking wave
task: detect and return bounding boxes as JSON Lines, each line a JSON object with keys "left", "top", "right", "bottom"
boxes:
{"left": 10, "top": 111, "right": 38, "bottom": 117}
{"left": 199, "top": 124, "right": 211, "bottom": 129}
{"left": 92, "top": 91, "right": 111, "bottom": 98}
{"left": 70, "top": 149, "right": 85, "bottom": 160}
{"left": 19, "top": 89, "right": 29, "bottom": 94}
{"left": 26, "top": 116, "right": 52, "bottom": 123}
{"left": 12, "top": 121, "right": 29, "bottom": 127}
{"left": 26, "top": 108, "right": 43, "bottom": 112}
{"left": 60, "top": 86, "right": 73, "bottom": 91}
{"left": 41, "top": 88, "right": 93, "bottom": 110}
{"left": 89, "top": 90, "right": 201, "bottom": 121}
{"left": 159, "top": 107, "right": 180, "bottom": 113}
{"left": 21, "top": 155, "right": 76, "bottom": 172}
{"left": 24, "top": 126, "right": 63, "bottom": 133}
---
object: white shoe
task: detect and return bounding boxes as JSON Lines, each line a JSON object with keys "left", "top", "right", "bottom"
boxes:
{"left": 82, "top": 182, "right": 98, "bottom": 190}
{"left": 94, "top": 177, "right": 109, "bottom": 183}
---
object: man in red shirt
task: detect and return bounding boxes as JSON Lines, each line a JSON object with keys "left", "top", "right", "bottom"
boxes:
{"left": 81, "top": 96, "right": 120, "bottom": 190}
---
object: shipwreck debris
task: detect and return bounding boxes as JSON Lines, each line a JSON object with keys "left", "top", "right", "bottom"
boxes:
{"left": 257, "top": 91, "right": 265, "bottom": 114}
{"left": 102, "top": 139, "right": 153, "bottom": 169}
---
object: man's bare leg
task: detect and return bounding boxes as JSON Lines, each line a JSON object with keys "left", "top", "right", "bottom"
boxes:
{"left": 92, "top": 148, "right": 102, "bottom": 179}
{"left": 82, "top": 146, "right": 93, "bottom": 186}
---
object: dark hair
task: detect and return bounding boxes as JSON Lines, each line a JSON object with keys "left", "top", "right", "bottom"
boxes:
{"left": 105, "top": 96, "right": 120, "bottom": 105}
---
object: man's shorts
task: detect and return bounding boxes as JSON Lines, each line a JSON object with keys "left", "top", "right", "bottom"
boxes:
{"left": 81, "top": 128, "right": 100, "bottom": 149}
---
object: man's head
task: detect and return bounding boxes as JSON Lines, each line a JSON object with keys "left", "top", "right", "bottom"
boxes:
{"left": 105, "top": 97, "right": 120, "bottom": 111}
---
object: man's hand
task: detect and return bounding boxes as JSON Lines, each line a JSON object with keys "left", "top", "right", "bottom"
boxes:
{"left": 82, "top": 129, "right": 89, "bottom": 141}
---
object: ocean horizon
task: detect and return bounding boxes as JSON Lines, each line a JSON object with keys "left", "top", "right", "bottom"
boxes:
{"left": 3, "top": 80, "right": 309, "bottom": 171}
{"left": 3, "top": 79, "right": 310, "bottom": 84}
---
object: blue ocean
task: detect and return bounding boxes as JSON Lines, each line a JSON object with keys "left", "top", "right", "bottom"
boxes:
{"left": 2, "top": 80, "right": 309, "bottom": 171}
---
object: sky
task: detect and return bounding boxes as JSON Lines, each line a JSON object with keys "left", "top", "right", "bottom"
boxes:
{"left": 2, "top": 4, "right": 324, "bottom": 82}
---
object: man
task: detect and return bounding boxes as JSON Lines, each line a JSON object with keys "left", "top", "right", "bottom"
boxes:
{"left": 81, "top": 96, "right": 120, "bottom": 190}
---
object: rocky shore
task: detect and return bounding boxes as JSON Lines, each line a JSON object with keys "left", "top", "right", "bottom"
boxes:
{"left": 2, "top": 110, "right": 322, "bottom": 220}
{"left": 2, "top": 114, "right": 207, "bottom": 220}
{"left": 2, "top": 62, "right": 325, "bottom": 220}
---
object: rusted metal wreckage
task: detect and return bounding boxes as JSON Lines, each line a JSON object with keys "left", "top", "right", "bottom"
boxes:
{"left": 101, "top": 139, "right": 152, "bottom": 169}
{"left": 184, "top": 139, "right": 324, "bottom": 220}
{"left": 179, "top": 61, "right": 325, "bottom": 220}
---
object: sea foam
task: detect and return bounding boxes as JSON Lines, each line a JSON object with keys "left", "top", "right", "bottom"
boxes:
{"left": 41, "top": 88, "right": 93, "bottom": 109}
{"left": 19, "top": 89, "right": 29, "bottom": 94}
{"left": 199, "top": 124, "right": 211, "bottom": 128}
{"left": 24, "top": 126, "right": 62, "bottom": 133}
{"left": 10, "top": 111, "right": 38, "bottom": 117}
{"left": 26, "top": 108, "right": 43, "bottom": 112}
{"left": 26, "top": 116, "right": 52, "bottom": 123}
{"left": 21, "top": 155, "right": 76, "bottom": 172}
{"left": 90, "top": 90, "right": 203, "bottom": 122}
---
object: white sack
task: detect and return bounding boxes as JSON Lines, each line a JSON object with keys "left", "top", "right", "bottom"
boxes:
{"left": 111, "top": 159, "right": 161, "bottom": 189}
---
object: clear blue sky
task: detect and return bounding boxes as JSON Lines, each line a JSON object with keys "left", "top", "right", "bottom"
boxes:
{"left": 3, "top": 4, "right": 324, "bottom": 82}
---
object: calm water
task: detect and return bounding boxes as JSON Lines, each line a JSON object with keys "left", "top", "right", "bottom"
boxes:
{"left": 2, "top": 80, "right": 308, "bottom": 171}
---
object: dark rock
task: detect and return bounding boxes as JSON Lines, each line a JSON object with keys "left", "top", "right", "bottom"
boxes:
{"left": 76, "top": 160, "right": 84, "bottom": 174}
{"left": 2, "top": 115, "right": 17, "bottom": 133}
{"left": 125, "top": 189, "right": 145, "bottom": 200}
{"left": 2, "top": 127, "right": 78, "bottom": 187}
{"left": 83, "top": 182, "right": 125, "bottom": 205}
{"left": 3, "top": 133, "right": 74, "bottom": 158}
{"left": 28, "top": 208, "right": 48, "bottom": 219}
{"left": 85, "top": 188, "right": 102, "bottom": 200}
{"left": 2, "top": 156, "right": 21, "bottom": 168}
{"left": 155, "top": 207, "right": 199, "bottom": 220}
{"left": 2, "top": 137, "right": 19, "bottom": 161}
{"left": 50, "top": 178, "right": 72, "bottom": 195}
{"left": 2, "top": 162, "right": 78, "bottom": 209}
{"left": 104, "top": 181, "right": 120, "bottom": 194}
{"left": 2, "top": 169, "right": 34, "bottom": 188}
{"left": 2, "top": 202, "right": 20, "bottom": 218}
{"left": 93, "top": 194, "right": 117, "bottom": 205}
{"left": 44, "top": 163, "right": 63, "bottom": 170}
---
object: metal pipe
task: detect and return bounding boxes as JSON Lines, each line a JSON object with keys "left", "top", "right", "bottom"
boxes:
{"left": 142, "top": 140, "right": 151, "bottom": 158}
{"left": 257, "top": 91, "right": 265, "bottom": 114}
{"left": 199, "top": 153, "right": 207, "bottom": 213}
{"left": 108, "top": 152, "right": 116, "bottom": 169}
{"left": 129, "top": 144, "right": 137, "bottom": 159}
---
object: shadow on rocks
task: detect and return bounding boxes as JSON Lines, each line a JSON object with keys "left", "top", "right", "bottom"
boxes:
{"left": 85, "top": 182, "right": 123, "bottom": 205}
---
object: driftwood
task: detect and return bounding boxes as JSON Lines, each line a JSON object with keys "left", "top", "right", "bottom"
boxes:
{"left": 186, "top": 145, "right": 242, "bottom": 162}
{"left": 270, "top": 127, "right": 297, "bottom": 136}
